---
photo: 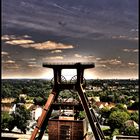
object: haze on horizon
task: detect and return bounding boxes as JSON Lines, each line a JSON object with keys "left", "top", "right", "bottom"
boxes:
{"left": 2, "top": 0, "right": 138, "bottom": 79}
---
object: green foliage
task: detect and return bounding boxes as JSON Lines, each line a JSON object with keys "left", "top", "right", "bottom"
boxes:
{"left": 110, "top": 107, "right": 119, "bottom": 112}
{"left": 130, "top": 111, "right": 139, "bottom": 123}
{"left": 108, "top": 111, "right": 130, "bottom": 130}
{"left": 1, "top": 112, "right": 15, "bottom": 131}
{"left": 79, "top": 111, "right": 86, "bottom": 119}
{"left": 2, "top": 79, "right": 51, "bottom": 98}
{"left": 7, "top": 116, "right": 15, "bottom": 131}
{"left": 99, "top": 107, "right": 111, "bottom": 119}
{"left": 33, "top": 96, "right": 46, "bottom": 105}
{"left": 1, "top": 98, "right": 31, "bottom": 133}
{"left": 100, "top": 92, "right": 113, "bottom": 102}
{"left": 1, "top": 79, "right": 139, "bottom": 136}
{"left": 115, "top": 104, "right": 126, "bottom": 110}
{"left": 110, "top": 104, "right": 128, "bottom": 114}
{"left": 104, "top": 136, "right": 111, "bottom": 140}
{"left": 123, "top": 126, "right": 139, "bottom": 136}
{"left": 1, "top": 112, "right": 11, "bottom": 130}
{"left": 11, "top": 105, "right": 31, "bottom": 133}
{"left": 111, "top": 129, "right": 120, "bottom": 137}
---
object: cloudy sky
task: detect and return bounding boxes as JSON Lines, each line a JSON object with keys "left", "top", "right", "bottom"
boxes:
{"left": 2, "top": 0, "right": 138, "bottom": 79}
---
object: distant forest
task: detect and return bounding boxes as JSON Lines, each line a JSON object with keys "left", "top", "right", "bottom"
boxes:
{"left": 2, "top": 79, "right": 138, "bottom": 101}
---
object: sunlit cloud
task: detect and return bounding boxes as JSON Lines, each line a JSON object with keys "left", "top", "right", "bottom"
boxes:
{"left": 74, "top": 54, "right": 82, "bottom": 58}
{"left": 123, "top": 48, "right": 139, "bottom": 53}
{"left": 128, "top": 62, "right": 137, "bottom": 66}
{"left": 23, "top": 35, "right": 31, "bottom": 38}
{"left": 28, "top": 61, "right": 37, "bottom": 64}
{"left": 133, "top": 49, "right": 139, "bottom": 53}
{"left": 51, "top": 50, "right": 62, "bottom": 53}
{"left": 43, "top": 56, "right": 64, "bottom": 60}
{"left": 84, "top": 55, "right": 95, "bottom": 59}
{"left": 27, "top": 64, "right": 40, "bottom": 67}
{"left": 22, "top": 58, "right": 36, "bottom": 61}
{"left": 96, "top": 64, "right": 107, "bottom": 68}
{"left": 1, "top": 35, "right": 16, "bottom": 40}
{"left": 2, "top": 63, "right": 20, "bottom": 69}
{"left": 4, "top": 60, "right": 15, "bottom": 64}
{"left": 2, "top": 35, "right": 32, "bottom": 41}
{"left": 3, "top": 66, "right": 19, "bottom": 69}
{"left": 98, "top": 59, "right": 122, "bottom": 65}
{"left": 21, "top": 41, "right": 74, "bottom": 50}
{"left": 2, "top": 51, "right": 9, "bottom": 55}
{"left": 5, "top": 39, "right": 34, "bottom": 45}
{"left": 123, "top": 49, "right": 130, "bottom": 52}
{"left": 96, "top": 57, "right": 102, "bottom": 61}
{"left": 109, "top": 59, "right": 122, "bottom": 65}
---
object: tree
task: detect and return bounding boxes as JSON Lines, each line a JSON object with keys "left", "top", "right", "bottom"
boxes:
{"left": 33, "top": 97, "right": 46, "bottom": 106}
{"left": 115, "top": 103, "right": 127, "bottom": 111}
{"left": 123, "top": 126, "right": 139, "bottom": 136}
{"left": 11, "top": 105, "right": 31, "bottom": 133}
{"left": 110, "top": 104, "right": 128, "bottom": 114}
{"left": 99, "top": 107, "right": 111, "bottom": 125}
{"left": 108, "top": 111, "right": 130, "bottom": 130}
{"left": 99, "top": 107, "right": 111, "bottom": 119}
{"left": 130, "top": 111, "right": 139, "bottom": 123}
{"left": 1, "top": 112, "right": 15, "bottom": 131}
{"left": 111, "top": 129, "right": 120, "bottom": 137}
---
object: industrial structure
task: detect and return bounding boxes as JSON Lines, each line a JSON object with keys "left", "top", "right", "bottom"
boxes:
{"left": 30, "top": 62, "right": 105, "bottom": 140}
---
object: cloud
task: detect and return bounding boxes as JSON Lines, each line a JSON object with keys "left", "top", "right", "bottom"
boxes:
{"left": 21, "top": 41, "right": 74, "bottom": 50}
{"left": 123, "top": 48, "right": 139, "bottom": 53}
{"left": 96, "top": 64, "right": 107, "bottom": 68}
{"left": 22, "top": 58, "right": 36, "bottom": 61}
{"left": 51, "top": 50, "right": 62, "bottom": 53}
{"left": 109, "top": 59, "right": 122, "bottom": 65}
{"left": 123, "top": 49, "right": 130, "bottom": 52}
{"left": 129, "top": 37, "right": 138, "bottom": 41}
{"left": 27, "top": 64, "right": 40, "bottom": 67}
{"left": 2, "top": 35, "right": 74, "bottom": 50}
{"left": 23, "top": 35, "right": 31, "bottom": 38}
{"left": 84, "top": 55, "right": 95, "bottom": 59}
{"left": 43, "top": 56, "right": 64, "bottom": 60}
{"left": 3, "top": 65, "right": 20, "bottom": 69}
{"left": 130, "top": 29, "right": 138, "bottom": 32}
{"left": 2, "top": 60, "right": 19, "bottom": 69}
{"left": 4, "top": 60, "right": 15, "bottom": 64}
{"left": 96, "top": 57, "right": 102, "bottom": 61}
{"left": 133, "top": 49, "right": 139, "bottom": 53}
{"left": 2, "top": 35, "right": 31, "bottom": 41}
{"left": 1, "top": 35, "right": 16, "bottom": 40}
{"left": 98, "top": 59, "right": 122, "bottom": 65}
{"left": 128, "top": 62, "right": 138, "bottom": 66}
{"left": 2, "top": 51, "right": 9, "bottom": 55}
{"left": 5, "top": 39, "right": 34, "bottom": 45}
{"left": 112, "top": 35, "right": 138, "bottom": 41}
{"left": 74, "top": 54, "right": 82, "bottom": 58}
{"left": 28, "top": 61, "right": 37, "bottom": 64}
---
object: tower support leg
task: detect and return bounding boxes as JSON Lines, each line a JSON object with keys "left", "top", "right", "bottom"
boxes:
{"left": 30, "top": 90, "right": 58, "bottom": 140}
{"left": 77, "top": 85, "right": 103, "bottom": 140}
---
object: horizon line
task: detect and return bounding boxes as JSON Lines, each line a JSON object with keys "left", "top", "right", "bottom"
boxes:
{"left": 2, "top": 77, "right": 138, "bottom": 80}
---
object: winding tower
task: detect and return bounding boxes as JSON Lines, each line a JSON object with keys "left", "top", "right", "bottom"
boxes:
{"left": 30, "top": 62, "right": 105, "bottom": 140}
